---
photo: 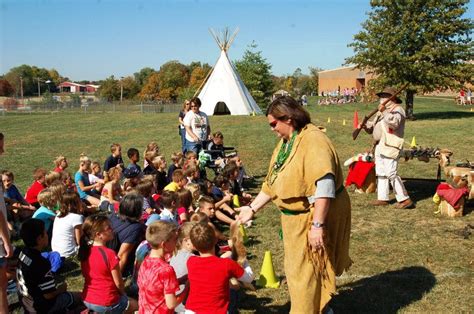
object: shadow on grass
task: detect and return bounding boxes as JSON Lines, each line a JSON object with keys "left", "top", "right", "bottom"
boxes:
{"left": 403, "top": 179, "right": 440, "bottom": 203}
{"left": 414, "top": 111, "right": 473, "bottom": 121}
{"left": 330, "top": 266, "right": 436, "bottom": 313}
{"left": 238, "top": 291, "right": 290, "bottom": 313}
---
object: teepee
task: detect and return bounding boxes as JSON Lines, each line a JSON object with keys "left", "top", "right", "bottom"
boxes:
{"left": 197, "top": 28, "right": 262, "bottom": 116}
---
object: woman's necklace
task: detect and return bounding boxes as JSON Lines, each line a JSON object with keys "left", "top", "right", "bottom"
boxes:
{"left": 268, "top": 131, "right": 297, "bottom": 185}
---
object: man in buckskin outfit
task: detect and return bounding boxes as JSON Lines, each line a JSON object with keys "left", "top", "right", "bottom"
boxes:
{"left": 363, "top": 87, "right": 414, "bottom": 209}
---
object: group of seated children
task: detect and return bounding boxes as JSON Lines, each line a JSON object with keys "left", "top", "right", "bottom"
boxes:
{"left": 3, "top": 135, "right": 255, "bottom": 313}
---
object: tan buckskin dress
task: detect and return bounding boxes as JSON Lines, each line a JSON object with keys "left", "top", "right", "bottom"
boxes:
{"left": 261, "top": 124, "right": 352, "bottom": 313}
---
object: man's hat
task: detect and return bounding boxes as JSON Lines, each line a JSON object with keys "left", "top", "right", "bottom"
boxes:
{"left": 376, "top": 87, "right": 402, "bottom": 104}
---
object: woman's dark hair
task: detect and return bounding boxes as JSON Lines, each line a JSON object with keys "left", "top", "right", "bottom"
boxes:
{"left": 58, "top": 191, "right": 82, "bottom": 218}
{"left": 78, "top": 214, "right": 109, "bottom": 261}
{"left": 118, "top": 192, "right": 143, "bottom": 221}
{"left": 20, "top": 218, "right": 45, "bottom": 247}
{"left": 266, "top": 96, "right": 311, "bottom": 131}
{"left": 190, "top": 97, "right": 202, "bottom": 107}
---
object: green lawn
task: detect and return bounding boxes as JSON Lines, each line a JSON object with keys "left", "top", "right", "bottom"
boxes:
{"left": 1, "top": 96, "right": 473, "bottom": 312}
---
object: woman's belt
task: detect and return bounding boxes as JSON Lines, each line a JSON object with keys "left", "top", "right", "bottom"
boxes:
{"left": 280, "top": 185, "right": 345, "bottom": 216}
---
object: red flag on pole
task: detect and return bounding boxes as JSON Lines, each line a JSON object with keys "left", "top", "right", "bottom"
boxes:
{"left": 353, "top": 110, "right": 359, "bottom": 130}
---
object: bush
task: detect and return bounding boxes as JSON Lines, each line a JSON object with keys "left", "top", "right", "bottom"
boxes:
{"left": 3, "top": 98, "right": 19, "bottom": 110}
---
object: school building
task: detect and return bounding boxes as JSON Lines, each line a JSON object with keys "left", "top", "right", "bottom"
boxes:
{"left": 318, "top": 66, "right": 375, "bottom": 95}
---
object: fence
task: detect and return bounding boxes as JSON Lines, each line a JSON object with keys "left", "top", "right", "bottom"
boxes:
{"left": 0, "top": 100, "right": 183, "bottom": 116}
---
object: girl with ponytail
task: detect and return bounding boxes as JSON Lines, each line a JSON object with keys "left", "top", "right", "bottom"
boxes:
{"left": 79, "top": 214, "right": 138, "bottom": 313}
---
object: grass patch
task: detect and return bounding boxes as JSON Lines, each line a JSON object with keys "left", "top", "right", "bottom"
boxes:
{"left": 2, "top": 97, "right": 473, "bottom": 312}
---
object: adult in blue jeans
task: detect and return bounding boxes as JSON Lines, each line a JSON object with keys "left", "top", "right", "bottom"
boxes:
{"left": 178, "top": 100, "right": 191, "bottom": 153}
{"left": 183, "top": 97, "right": 211, "bottom": 154}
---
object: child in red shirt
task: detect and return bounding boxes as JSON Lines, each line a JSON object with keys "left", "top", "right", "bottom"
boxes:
{"left": 78, "top": 214, "right": 138, "bottom": 313}
{"left": 137, "top": 220, "right": 187, "bottom": 313}
{"left": 24, "top": 168, "right": 47, "bottom": 208}
{"left": 185, "top": 223, "right": 253, "bottom": 314}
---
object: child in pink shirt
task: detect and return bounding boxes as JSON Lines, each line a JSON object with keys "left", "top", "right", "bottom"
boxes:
{"left": 137, "top": 220, "right": 187, "bottom": 313}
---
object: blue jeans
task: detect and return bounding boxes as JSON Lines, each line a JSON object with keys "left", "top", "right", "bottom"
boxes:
{"left": 48, "top": 292, "right": 81, "bottom": 313}
{"left": 180, "top": 127, "right": 187, "bottom": 152}
{"left": 84, "top": 294, "right": 129, "bottom": 313}
{"left": 184, "top": 140, "right": 202, "bottom": 154}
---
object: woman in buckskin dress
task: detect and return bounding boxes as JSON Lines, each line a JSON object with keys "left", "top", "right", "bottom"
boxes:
{"left": 239, "top": 96, "right": 352, "bottom": 313}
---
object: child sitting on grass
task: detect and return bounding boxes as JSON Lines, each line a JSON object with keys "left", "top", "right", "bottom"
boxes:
{"left": 53, "top": 155, "right": 69, "bottom": 173}
{"left": 153, "top": 155, "right": 168, "bottom": 193}
{"left": 2, "top": 170, "right": 36, "bottom": 219}
{"left": 79, "top": 214, "right": 138, "bottom": 313}
{"left": 176, "top": 189, "right": 193, "bottom": 224}
{"left": 75, "top": 156, "right": 100, "bottom": 208}
{"left": 25, "top": 167, "right": 47, "bottom": 208}
{"left": 185, "top": 223, "right": 253, "bottom": 314}
{"left": 51, "top": 191, "right": 84, "bottom": 259}
{"left": 167, "top": 151, "right": 184, "bottom": 183}
{"left": 103, "top": 143, "right": 124, "bottom": 173}
{"left": 136, "top": 179, "right": 158, "bottom": 222}
{"left": 32, "top": 188, "right": 57, "bottom": 238}
{"left": 137, "top": 220, "right": 187, "bottom": 314}
{"left": 17, "top": 218, "right": 82, "bottom": 313}
{"left": 100, "top": 166, "right": 123, "bottom": 212}
{"left": 164, "top": 169, "right": 187, "bottom": 192}
{"left": 159, "top": 190, "right": 178, "bottom": 225}
{"left": 170, "top": 222, "right": 196, "bottom": 313}
{"left": 126, "top": 148, "right": 142, "bottom": 173}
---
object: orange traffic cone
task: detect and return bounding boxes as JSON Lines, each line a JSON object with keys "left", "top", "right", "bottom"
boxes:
{"left": 256, "top": 251, "right": 280, "bottom": 288}
{"left": 353, "top": 110, "right": 359, "bottom": 129}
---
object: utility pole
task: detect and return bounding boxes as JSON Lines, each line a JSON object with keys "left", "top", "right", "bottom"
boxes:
{"left": 37, "top": 78, "right": 41, "bottom": 97}
{"left": 120, "top": 76, "right": 124, "bottom": 103}
{"left": 20, "top": 76, "right": 24, "bottom": 104}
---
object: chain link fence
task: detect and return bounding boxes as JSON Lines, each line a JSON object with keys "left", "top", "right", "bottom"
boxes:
{"left": 0, "top": 99, "right": 183, "bottom": 116}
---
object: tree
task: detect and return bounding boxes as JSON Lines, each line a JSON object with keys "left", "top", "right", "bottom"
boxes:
{"left": 97, "top": 76, "right": 120, "bottom": 101}
{"left": 0, "top": 79, "right": 14, "bottom": 96}
{"left": 139, "top": 73, "right": 160, "bottom": 100}
{"left": 235, "top": 42, "right": 274, "bottom": 107}
{"left": 346, "top": 0, "right": 473, "bottom": 118}
{"left": 3, "top": 65, "right": 62, "bottom": 97}
{"left": 157, "top": 61, "right": 189, "bottom": 101}
{"left": 189, "top": 66, "right": 209, "bottom": 90}
{"left": 309, "top": 66, "right": 323, "bottom": 95}
{"left": 121, "top": 76, "right": 141, "bottom": 99}
{"left": 134, "top": 67, "right": 156, "bottom": 88}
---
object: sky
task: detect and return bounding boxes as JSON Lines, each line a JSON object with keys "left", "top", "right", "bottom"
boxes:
{"left": 0, "top": 0, "right": 436, "bottom": 81}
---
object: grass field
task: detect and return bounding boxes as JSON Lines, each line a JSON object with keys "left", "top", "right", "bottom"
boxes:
{"left": 1, "top": 96, "right": 473, "bottom": 313}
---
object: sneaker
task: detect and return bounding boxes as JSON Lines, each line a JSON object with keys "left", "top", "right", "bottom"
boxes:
{"left": 244, "top": 220, "right": 253, "bottom": 228}
{"left": 395, "top": 198, "right": 414, "bottom": 209}
{"left": 371, "top": 200, "right": 389, "bottom": 206}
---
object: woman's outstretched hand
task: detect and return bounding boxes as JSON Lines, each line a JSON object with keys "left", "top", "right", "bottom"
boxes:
{"left": 237, "top": 206, "right": 254, "bottom": 224}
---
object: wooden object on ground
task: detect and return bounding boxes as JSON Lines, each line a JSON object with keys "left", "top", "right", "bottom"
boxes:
{"left": 438, "top": 198, "right": 465, "bottom": 217}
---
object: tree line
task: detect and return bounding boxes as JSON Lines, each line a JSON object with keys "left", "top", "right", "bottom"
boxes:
{"left": 0, "top": 44, "right": 320, "bottom": 108}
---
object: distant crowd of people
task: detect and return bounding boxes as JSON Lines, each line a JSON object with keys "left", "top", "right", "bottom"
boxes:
{"left": 319, "top": 87, "right": 360, "bottom": 105}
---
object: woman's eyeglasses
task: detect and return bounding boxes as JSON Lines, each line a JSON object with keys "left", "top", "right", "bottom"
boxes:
{"left": 269, "top": 120, "right": 278, "bottom": 128}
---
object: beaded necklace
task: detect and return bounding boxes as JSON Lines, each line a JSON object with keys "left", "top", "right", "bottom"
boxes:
{"left": 268, "top": 131, "right": 297, "bottom": 185}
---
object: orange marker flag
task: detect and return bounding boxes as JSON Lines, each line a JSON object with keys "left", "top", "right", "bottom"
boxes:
{"left": 353, "top": 110, "right": 359, "bottom": 130}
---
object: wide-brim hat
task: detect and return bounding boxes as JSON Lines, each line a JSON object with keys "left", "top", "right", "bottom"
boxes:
{"left": 376, "top": 87, "right": 402, "bottom": 104}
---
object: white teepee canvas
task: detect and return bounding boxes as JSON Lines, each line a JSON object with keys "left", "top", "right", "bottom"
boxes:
{"left": 198, "top": 29, "right": 262, "bottom": 116}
